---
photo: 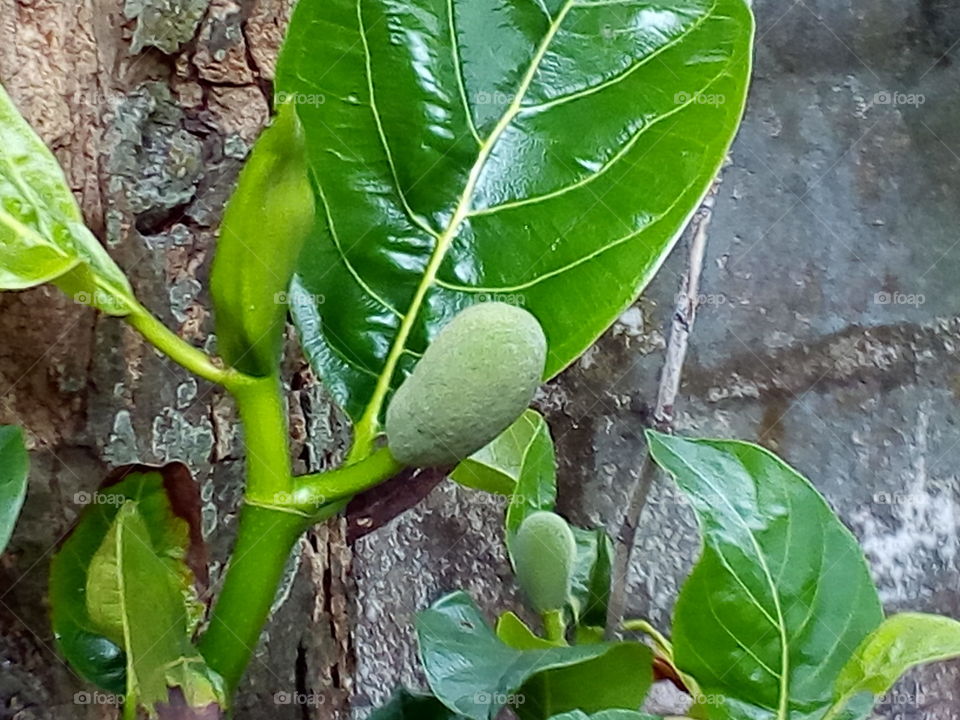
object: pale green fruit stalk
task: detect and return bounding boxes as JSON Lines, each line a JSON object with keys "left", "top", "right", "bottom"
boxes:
{"left": 385, "top": 302, "right": 547, "bottom": 467}
{"left": 512, "top": 511, "right": 578, "bottom": 614}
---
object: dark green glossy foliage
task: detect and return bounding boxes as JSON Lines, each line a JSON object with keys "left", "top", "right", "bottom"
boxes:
{"left": 210, "top": 102, "right": 315, "bottom": 377}
{"left": 568, "top": 527, "right": 614, "bottom": 633}
{"left": 647, "top": 432, "right": 884, "bottom": 720}
{"left": 370, "top": 689, "right": 466, "bottom": 720}
{"left": 275, "top": 0, "right": 755, "bottom": 425}
{"left": 0, "top": 425, "right": 28, "bottom": 553}
{"left": 49, "top": 468, "right": 204, "bottom": 693}
{"left": 417, "top": 592, "right": 652, "bottom": 720}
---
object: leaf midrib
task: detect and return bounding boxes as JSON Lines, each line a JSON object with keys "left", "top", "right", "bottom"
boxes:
{"left": 659, "top": 441, "right": 791, "bottom": 720}
{"left": 352, "top": 0, "right": 578, "bottom": 442}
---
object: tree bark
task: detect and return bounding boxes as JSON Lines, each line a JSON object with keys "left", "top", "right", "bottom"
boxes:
{"left": 0, "top": 2, "right": 353, "bottom": 718}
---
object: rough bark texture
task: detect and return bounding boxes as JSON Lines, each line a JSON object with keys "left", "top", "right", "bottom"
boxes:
{"left": 2, "top": 1, "right": 960, "bottom": 720}
{"left": 0, "top": 2, "right": 354, "bottom": 719}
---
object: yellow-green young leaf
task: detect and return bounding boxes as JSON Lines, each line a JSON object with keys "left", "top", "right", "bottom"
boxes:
{"left": 496, "top": 612, "right": 558, "bottom": 650}
{"left": 0, "top": 84, "right": 134, "bottom": 315}
{"left": 0, "top": 426, "right": 28, "bottom": 554}
{"left": 276, "top": 0, "right": 755, "bottom": 436}
{"left": 51, "top": 467, "right": 205, "bottom": 695}
{"left": 832, "top": 613, "right": 960, "bottom": 713}
{"left": 210, "top": 102, "right": 315, "bottom": 377}
{"left": 86, "top": 502, "right": 223, "bottom": 716}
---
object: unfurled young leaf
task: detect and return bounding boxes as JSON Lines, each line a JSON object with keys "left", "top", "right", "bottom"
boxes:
{"left": 0, "top": 84, "right": 134, "bottom": 314}
{"left": 830, "top": 613, "right": 960, "bottom": 717}
{"left": 210, "top": 102, "right": 315, "bottom": 377}
{"left": 86, "top": 502, "right": 223, "bottom": 716}
{"left": 416, "top": 591, "right": 652, "bottom": 720}
{"left": 0, "top": 425, "right": 29, "bottom": 554}
{"left": 647, "top": 432, "right": 884, "bottom": 720}
{"left": 276, "top": 0, "right": 755, "bottom": 433}
{"left": 50, "top": 465, "right": 206, "bottom": 693}
{"left": 568, "top": 527, "right": 614, "bottom": 636}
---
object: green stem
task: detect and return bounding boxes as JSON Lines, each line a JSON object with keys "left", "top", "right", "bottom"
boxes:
{"left": 199, "top": 374, "right": 302, "bottom": 695}
{"left": 198, "top": 505, "right": 308, "bottom": 695}
{"left": 126, "top": 303, "right": 251, "bottom": 390}
{"left": 123, "top": 692, "right": 138, "bottom": 720}
{"left": 622, "top": 618, "right": 674, "bottom": 657}
{"left": 232, "top": 376, "right": 294, "bottom": 502}
{"left": 542, "top": 609, "right": 567, "bottom": 644}
{"left": 291, "top": 447, "right": 404, "bottom": 510}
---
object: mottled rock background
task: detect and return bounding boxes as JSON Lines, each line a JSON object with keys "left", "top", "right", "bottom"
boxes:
{"left": 1, "top": 1, "right": 959, "bottom": 719}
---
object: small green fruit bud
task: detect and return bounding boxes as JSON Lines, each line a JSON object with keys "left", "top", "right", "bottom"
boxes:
{"left": 385, "top": 302, "right": 546, "bottom": 467}
{"left": 512, "top": 511, "right": 577, "bottom": 614}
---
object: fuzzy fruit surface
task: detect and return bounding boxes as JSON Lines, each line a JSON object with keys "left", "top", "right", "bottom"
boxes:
{"left": 385, "top": 302, "right": 547, "bottom": 467}
{"left": 513, "top": 511, "right": 578, "bottom": 614}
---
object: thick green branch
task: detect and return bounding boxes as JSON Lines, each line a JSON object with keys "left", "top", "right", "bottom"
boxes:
{"left": 126, "top": 303, "right": 252, "bottom": 390}
{"left": 291, "top": 446, "right": 404, "bottom": 511}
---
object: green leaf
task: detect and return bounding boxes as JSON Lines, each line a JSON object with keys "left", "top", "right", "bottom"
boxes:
{"left": 276, "top": 0, "right": 755, "bottom": 436}
{"left": 416, "top": 591, "right": 651, "bottom": 720}
{"left": 829, "top": 613, "right": 960, "bottom": 718}
{"left": 646, "top": 432, "right": 884, "bottom": 720}
{"left": 496, "top": 611, "right": 558, "bottom": 650}
{"left": 451, "top": 410, "right": 546, "bottom": 495}
{"left": 504, "top": 413, "right": 557, "bottom": 545}
{"left": 0, "top": 83, "right": 134, "bottom": 314}
{"left": 370, "top": 688, "right": 467, "bottom": 720}
{"left": 0, "top": 426, "right": 29, "bottom": 553}
{"left": 547, "top": 711, "right": 661, "bottom": 720}
{"left": 517, "top": 642, "right": 653, "bottom": 720}
{"left": 210, "top": 102, "right": 315, "bottom": 377}
{"left": 87, "top": 502, "right": 223, "bottom": 715}
{"left": 50, "top": 466, "right": 205, "bottom": 693}
{"left": 569, "top": 527, "right": 614, "bottom": 631}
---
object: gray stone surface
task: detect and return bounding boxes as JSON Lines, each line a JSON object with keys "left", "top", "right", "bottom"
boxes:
{"left": 348, "top": 1, "right": 960, "bottom": 717}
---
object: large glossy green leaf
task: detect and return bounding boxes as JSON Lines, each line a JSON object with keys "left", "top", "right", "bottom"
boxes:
{"left": 828, "top": 613, "right": 960, "bottom": 720}
{"left": 646, "top": 432, "right": 884, "bottom": 720}
{"left": 210, "top": 102, "right": 315, "bottom": 377}
{"left": 0, "top": 84, "right": 134, "bottom": 314}
{"left": 451, "top": 410, "right": 546, "bottom": 495}
{"left": 417, "top": 591, "right": 652, "bottom": 720}
{"left": 50, "top": 467, "right": 205, "bottom": 693}
{"left": 276, "top": 0, "right": 755, "bottom": 439}
{"left": 86, "top": 502, "right": 223, "bottom": 715}
{"left": 0, "top": 425, "right": 29, "bottom": 553}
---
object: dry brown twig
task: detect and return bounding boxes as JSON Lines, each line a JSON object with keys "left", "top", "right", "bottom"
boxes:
{"left": 606, "top": 176, "right": 722, "bottom": 636}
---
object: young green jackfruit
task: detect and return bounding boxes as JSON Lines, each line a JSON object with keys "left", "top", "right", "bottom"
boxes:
{"left": 512, "top": 511, "right": 577, "bottom": 614}
{"left": 385, "top": 302, "right": 546, "bottom": 467}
